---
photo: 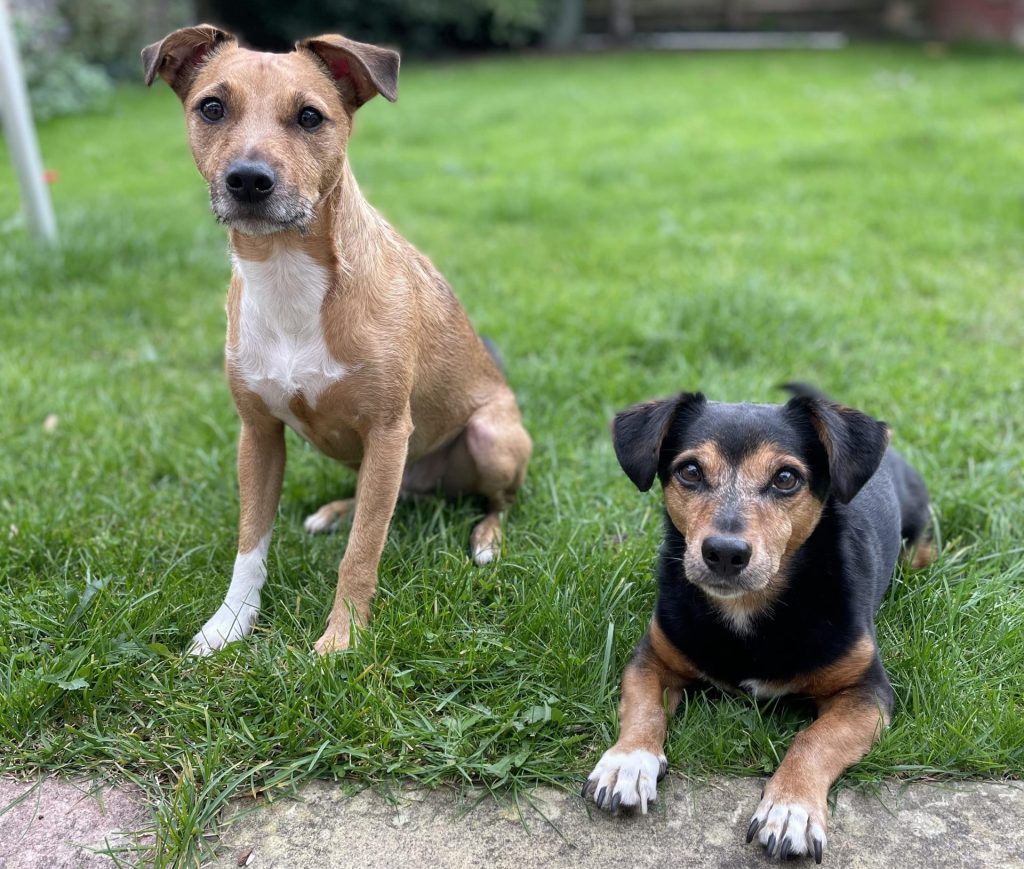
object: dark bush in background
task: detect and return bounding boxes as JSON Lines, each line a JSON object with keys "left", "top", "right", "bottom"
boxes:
{"left": 197, "top": 0, "right": 550, "bottom": 53}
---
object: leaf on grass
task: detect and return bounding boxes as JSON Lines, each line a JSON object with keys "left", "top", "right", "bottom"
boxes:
{"left": 41, "top": 675, "right": 89, "bottom": 691}
{"left": 148, "top": 642, "right": 175, "bottom": 659}
{"left": 483, "top": 756, "right": 514, "bottom": 777}
{"left": 69, "top": 573, "right": 110, "bottom": 626}
{"left": 524, "top": 703, "right": 563, "bottom": 726}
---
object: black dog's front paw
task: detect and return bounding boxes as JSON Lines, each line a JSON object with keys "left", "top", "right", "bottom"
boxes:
{"left": 747, "top": 790, "right": 827, "bottom": 863}
{"left": 582, "top": 747, "right": 667, "bottom": 814}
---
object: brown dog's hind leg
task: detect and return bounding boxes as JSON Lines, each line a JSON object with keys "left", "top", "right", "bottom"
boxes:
{"left": 461, "top": 394, "right": 531, "bottom": 565}
{"left": 584, "top": 620, "right": 697, "bottom": 813}
{"left": 748, "top": 649, "right": 893, "bottom": 863}
{"left": 303, "top": 498, "right": 355, "bottom": 535}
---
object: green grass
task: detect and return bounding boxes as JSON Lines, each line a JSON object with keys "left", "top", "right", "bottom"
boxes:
{"left": 2, "top": 45, "right": 1023, "bottom": 865}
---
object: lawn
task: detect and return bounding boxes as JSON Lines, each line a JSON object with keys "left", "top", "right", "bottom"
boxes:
{"left": 1, "top": 45, "right": 1022, "bottom": 865}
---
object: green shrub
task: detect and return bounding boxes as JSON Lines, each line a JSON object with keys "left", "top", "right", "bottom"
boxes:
{"left": 12, "top": 9, "right": 112, "bottom": 121}
{"left": 9, "top": 0, "right": 195, "bottom": 120}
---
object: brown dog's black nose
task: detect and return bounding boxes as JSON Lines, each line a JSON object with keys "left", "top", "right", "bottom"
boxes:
{"left": 225, "top": 161, "right": 276, "bottom": 203}
{"left": 702, "top": 536, "right": 752, "bottom": 577}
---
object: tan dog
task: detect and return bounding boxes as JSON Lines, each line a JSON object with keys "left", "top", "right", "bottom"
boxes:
{"left": 142, "top": 25, "right": 531, "bottom": 656}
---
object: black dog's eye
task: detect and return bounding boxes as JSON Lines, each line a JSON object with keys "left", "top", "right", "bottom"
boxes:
{"left": 298, "top": 107, "right": 324, "bottom": 129}
{"left": 677, "top": 461, "right": 703, "bottom": 486}
{"left": 772, "top": 468, "right": 801, "bottom": 492}
{"left": 199, "top": 97, "right": 225, "bottom": 122}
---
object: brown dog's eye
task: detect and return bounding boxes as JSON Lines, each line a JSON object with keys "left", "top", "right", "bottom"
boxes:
{"left": 199, "top": 98, "right": 225, "bottom": 122}
{"left": 677, "top": 462, "right": 703, "bottom": 486}
{"left": 298, "top": 107, "right": 324, "bottom": 130}
{"left": 772, "top": 468, "right": 801, "bottom": 492}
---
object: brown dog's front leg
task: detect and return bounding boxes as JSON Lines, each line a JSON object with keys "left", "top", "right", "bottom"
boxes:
{"left": 314, "top": 416, "right": 412, "bottom": 655}
{"left": 190, "top": 418, "right": 286, "bottom": 655}
{"left": 583, "top": 620, "right": 696, "bottom": 813}
{"left": 747, "top": 672, "right": 892, "bottom": 862}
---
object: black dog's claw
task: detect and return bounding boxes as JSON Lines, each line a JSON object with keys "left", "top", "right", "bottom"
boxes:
{"left": 746, "top": 817, "right": 762, "bottom": 843}
{"left": 610, "top": 792, "right": 622, "bottom": 812}
{"left": 580, "top": 780, "right": 590, "bottom": 799}
{"left": 813, "top": 837, "right": 823, "bottom": 864}
{"left": 780, "top": 839, "right": 791, "bottom": 860}
{"left": 596, "top": 786, "right": 607, "bottom": 808}
{"left": 766, "top": 833, "right": 777, "bottom": 856}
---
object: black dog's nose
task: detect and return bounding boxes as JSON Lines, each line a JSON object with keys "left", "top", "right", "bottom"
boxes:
{"left": 225, "top": 161, "right": 276, "bottom": 203}
{"left": 702, "top": 536, "right": 752, "bottom": 577}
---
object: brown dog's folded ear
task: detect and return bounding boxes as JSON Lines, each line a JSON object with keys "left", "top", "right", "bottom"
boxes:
{"left": 142, "top": 24, "right": 235, "bottom": 99}
{"left": 612, "top": 393, "right": 706, "bottom": 492}
{"left": 786, "top": 394, "right": 890, "bottom": 504}
{"left": 297, "top": 34, "right": 400, "bottom": 109}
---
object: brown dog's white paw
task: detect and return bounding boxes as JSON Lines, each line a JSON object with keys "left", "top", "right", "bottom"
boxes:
{"left": 303, "top": 499, "right": 354, "bottom": 535}
{"left": 469, "top": 514, "right": 502, "bottom": 566}
{"left": 187, "top": 603, "right": 258, "bottom": 655}
{"left": 581, "top": 748, "right": 667, "bottom": 814}
{"left": 746, "top": 791, "right": 827, "bottom": 863}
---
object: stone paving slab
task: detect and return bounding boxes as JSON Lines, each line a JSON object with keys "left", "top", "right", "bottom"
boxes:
{"left": 212, "top": 776, "right": 1024, "bottom": 869}
{"left": 3, "top": 774, "right": 1022, "bottom": 868}
{"left": 0, "top": 778, "right": 151, "bottom": 868}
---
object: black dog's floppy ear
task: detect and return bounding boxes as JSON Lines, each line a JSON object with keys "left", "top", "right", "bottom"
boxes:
{"left": 786, "top": 391, "right": 890, "bottom": 504}
{"left": 612, "top": 393, "right": 706, "bottom": 492}
{"left": 142, "top": 24, "right": 235, "bottom": 99}
{"left": 298, "top": 34, "right": 400, "bottom": 109}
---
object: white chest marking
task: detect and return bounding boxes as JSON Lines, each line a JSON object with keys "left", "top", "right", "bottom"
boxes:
{"left": 230, "top": 248, "right": 346, "bottom": 432}
{"left": 739, "top": 678, "right": 794, "bottom": 699}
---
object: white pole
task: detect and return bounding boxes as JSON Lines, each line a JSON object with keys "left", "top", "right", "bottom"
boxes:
{"left": 0, "top": 0, "right": 57, "bottom": 243}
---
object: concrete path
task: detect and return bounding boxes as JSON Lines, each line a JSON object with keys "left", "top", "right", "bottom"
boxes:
{"left": 0, "top": 777, "right": 150, "bottom": 868}
{"left": 214, "top": 776, "right": 1023, "bottom": 869}
{"left": 3, "top": 775, "right": 1022, "bottom": 868}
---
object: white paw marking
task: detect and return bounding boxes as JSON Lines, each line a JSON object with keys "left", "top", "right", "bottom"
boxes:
{"left": 303, "top": 506, "right": 340, "bottom": 535}
{"left": 188, "top": 602, "right": 259, "bottom": 656}
{"left": 748, "top": 794, "right": 827, "bottom": 860}
{"left": 188, "top": 533, "right": 270, "bottom": 655}
{"left": 584, "top": 749, "right": 666, "bottom": 814}
{"left": 472, "top": 543, "right": 496, "bottom": 565}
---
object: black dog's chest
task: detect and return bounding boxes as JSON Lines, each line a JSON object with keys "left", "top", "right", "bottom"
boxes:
{"left": 658, "top": 595, "right": 858, "bottom": 688}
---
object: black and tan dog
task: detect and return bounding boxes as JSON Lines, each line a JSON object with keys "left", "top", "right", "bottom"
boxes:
{"left": 583, "top": 384, "right": 932, "bottom": 862}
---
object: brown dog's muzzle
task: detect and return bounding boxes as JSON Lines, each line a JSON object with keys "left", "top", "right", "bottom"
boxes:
{"left": 225, "top": 160, "right": 277, "bottom": 204}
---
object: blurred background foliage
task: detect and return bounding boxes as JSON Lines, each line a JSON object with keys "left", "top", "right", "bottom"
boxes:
{"left": 199, "top": 0, "right": 550, "bottom": 53}
{"left": 10, "top": 0, "right": 195, "bottom": 119}
{"left": 9, "top": 0, "right": 556, "bottom": 120}
{"left": 7, "top": 0, "right": 1019, "bottom": 121}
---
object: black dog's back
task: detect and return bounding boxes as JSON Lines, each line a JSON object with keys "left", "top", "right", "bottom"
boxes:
{"left": 887, "top": 450, "right": 931, "bottom": 546}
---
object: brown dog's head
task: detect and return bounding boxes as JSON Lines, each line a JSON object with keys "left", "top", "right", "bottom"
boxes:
{"left": 142, "top": 25, "right": 399, "bottom": 236}
{"left": 612, "top": 389, "right": 889, "bottom": 601}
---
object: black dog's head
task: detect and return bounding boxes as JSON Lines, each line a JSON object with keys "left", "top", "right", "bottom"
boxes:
{"left": 612, "top": 386, "right": 889, "bottom": 600}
